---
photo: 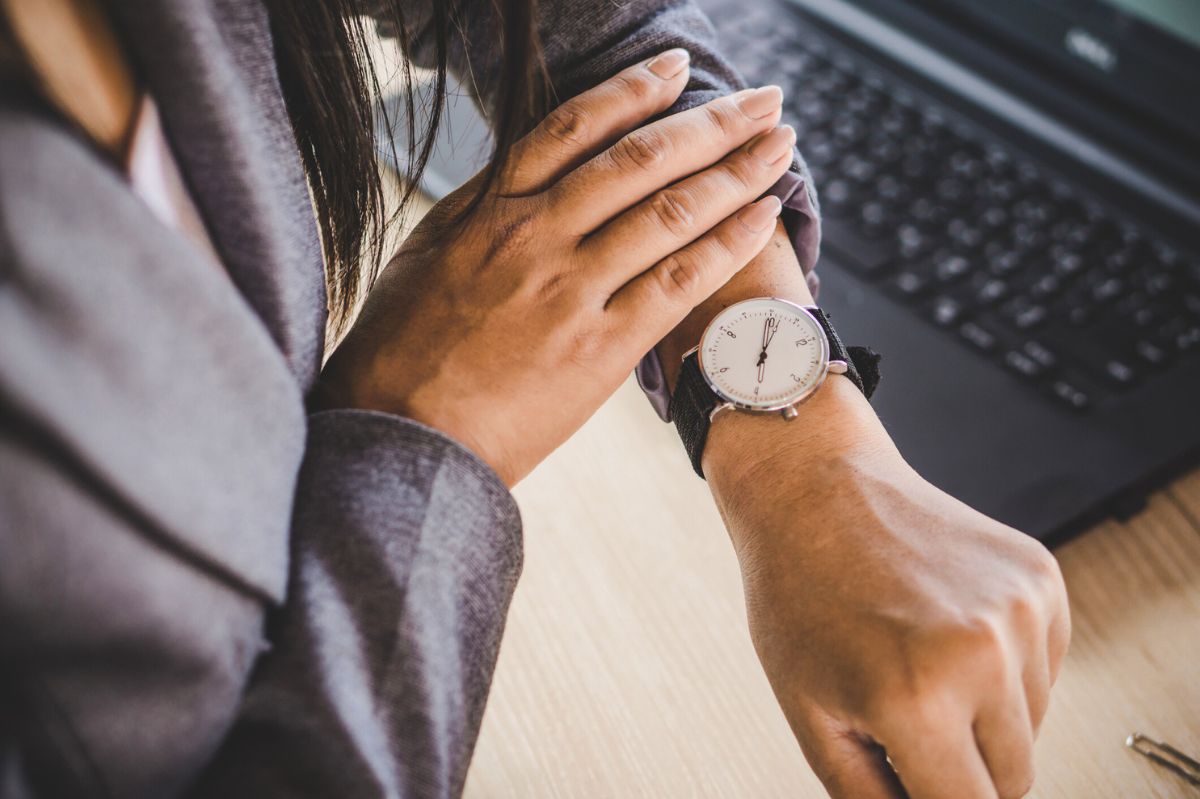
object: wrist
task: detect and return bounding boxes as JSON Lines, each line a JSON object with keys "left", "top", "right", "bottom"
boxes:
{"left": 702, "top": 376, "right": 905, "bottom": 538}
{"left": 657, "top": 220, "right": 813, "bottom": 392}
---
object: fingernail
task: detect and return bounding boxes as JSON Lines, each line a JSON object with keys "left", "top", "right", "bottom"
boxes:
{"left": 647, "top": 48, "right": 690, "bottom": 79}
{"left": 737, "top": 195, "right": 783, "bottom": 231}
{"left": 749, "top": 125, "right": 796, "bottom": 163}
{"left": 738, "top": 85, "right": 784, "bottom": 119}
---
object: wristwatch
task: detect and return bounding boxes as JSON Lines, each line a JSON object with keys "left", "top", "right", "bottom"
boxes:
{"left": 669, "top": 297, "right": 881, "bottom": 478}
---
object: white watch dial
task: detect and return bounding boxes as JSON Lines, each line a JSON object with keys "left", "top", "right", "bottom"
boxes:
{"left": 698, "top": 298, "right": 830, "bottom": 410}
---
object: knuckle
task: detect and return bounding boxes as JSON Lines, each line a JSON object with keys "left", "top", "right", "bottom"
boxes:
{"left": 1016, "top": 542, "right": 1066, "bottom": 618}
{"left": 708, "top": 224, "right": 743, "bottom": 260}
{"left": 957, "top": 612, "right": 1014, "bottom": 680}
{"left": 997, "top": 767, "right": 1036, "bottom": 799}
{"left": 536, "top": 269, "right": 573, "bottom": 302}
{"left": 542, "top": 103, "right": 589, "bottom": 145}
{"left": 1006, "top": 586, "right": 1046, "bottom": 633}
{"left": 485, "top": 209, "right": 540, "bottom": 263}
{"left": 1030, "top": 545, "right": 1065, "bottom": 591}
{"left": 648, "top": 189, "right": 696, "bottom": 236}
{"left": 656, "top": 252, "right": 705, "bottom": 298}
{"left": 720, "top": 158, "right": 755, "bottom": 192}
{"left": 612, "top": 70, "right": 656, "bottom": 103}
{"left": 964, "top": 611, "right": 1008, "bottom": 653}
{"left": 613, "top": 128, "right": 666, "bottom": 171}
{"left": 705, "top": 101, "right": 737, "bottom": 136}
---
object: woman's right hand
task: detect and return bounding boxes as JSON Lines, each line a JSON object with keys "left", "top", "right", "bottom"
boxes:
{"left": 317, "top": 49, "right": 796, "bottom": 484}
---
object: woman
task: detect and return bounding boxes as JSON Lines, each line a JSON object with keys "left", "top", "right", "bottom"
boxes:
{"left": 0, "top": 0, "right": 1069, "bottom": 797}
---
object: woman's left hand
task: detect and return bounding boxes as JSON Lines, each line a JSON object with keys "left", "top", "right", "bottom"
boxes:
{"left": 315, "top": 53, "right": 794, "bottom": 485}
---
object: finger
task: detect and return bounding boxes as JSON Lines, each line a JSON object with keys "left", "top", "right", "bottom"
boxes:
{"left": 883, "top": 723, "right": 998, "bottom": 799}
{"left": 499, "top": 49, "right": 692, "bottom": 196}
{"left": 604, "top": 195, "right": 782, "bottom": 348}
{"left": 1022, "top": 639, "right": 1051, "bottom": 736}
{"left": 974, "top": 677, "right": 1037, "bottom": 799}
{"left": 1026, "top": 548, "right": 1070, "bottom": 733}
{"left": 580, "top": 124, "right": 796, "bottom": 290}
{"left": 794, "top": 707, "right": 906, "bottom": 799}
{"left": 550, "top": 85, "right": 785, "bottom": 234}
{"left": 1046, "top": 563, "right": 1072, "bottom": 686}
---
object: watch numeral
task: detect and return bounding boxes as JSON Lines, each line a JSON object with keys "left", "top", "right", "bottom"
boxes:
{"left": 726, "top": 330, "right": 736, "bottom": 339}
{"left": 719, "top": 367, "right": 729, "bottom": 373}
{"left": 795, "top": 338, "right": 809, "bottom": 347}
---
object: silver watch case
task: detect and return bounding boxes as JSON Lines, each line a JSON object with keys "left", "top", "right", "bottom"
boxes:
{"left": 683, "top": 299, "right": 848, "bottom": 422}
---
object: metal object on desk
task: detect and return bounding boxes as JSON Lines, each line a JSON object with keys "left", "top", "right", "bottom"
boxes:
{"left": 1126, "top": 733, "right": 1200, "bottom": 790}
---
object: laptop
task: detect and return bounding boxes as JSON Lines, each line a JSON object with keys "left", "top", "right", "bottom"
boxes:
{"left": 380, "top": 0, "right": 1200, "bottom": 544}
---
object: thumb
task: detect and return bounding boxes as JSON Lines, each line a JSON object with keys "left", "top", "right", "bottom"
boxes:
{"left": 794, "top": 706, "right": 907, "bottom": 799}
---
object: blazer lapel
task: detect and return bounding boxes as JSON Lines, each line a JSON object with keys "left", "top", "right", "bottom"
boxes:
{"left": 106, "top": 0, "right": 328, "bottom": 389}
{"left": 0, "top": 100, "right": 305, "bottom": 601}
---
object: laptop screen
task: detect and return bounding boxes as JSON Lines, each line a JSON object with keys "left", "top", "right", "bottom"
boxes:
{"left": 1103, "top": 0, "right": 1200, "bottom": 49}
{"left": 923, "top": 0, "right": 1200, "bottom": 144}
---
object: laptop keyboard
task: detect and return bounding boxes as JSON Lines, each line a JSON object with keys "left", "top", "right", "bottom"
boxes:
{"left": 702, "top": 0, "right": 1200, "bottom": 412}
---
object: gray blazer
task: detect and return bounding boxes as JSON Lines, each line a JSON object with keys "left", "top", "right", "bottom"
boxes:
{"left": 0, "top": 1, "right": 803, "bottom": 796}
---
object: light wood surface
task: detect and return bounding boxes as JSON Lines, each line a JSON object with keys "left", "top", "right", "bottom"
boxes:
{"left": 463, "top": 376, "right": 1200, "bottom": 798}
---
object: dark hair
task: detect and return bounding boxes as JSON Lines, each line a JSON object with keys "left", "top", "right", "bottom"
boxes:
{"left": 262, "top": 1, "right": 548, "bottom": 336}
{"left": 0, "top": 1, "right": 547, "bottom": 337}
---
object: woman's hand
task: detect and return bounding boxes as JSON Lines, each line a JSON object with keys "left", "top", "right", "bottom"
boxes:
{"left": 318, "top": 50, "right": 796, "bottom": 484}
{"left": 706, "top": 380, "right": 1072, "bottom": 799}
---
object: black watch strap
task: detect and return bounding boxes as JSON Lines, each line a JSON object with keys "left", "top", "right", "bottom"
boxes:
{"left": 669, "top": 307, "right": 881, "bottom": 479}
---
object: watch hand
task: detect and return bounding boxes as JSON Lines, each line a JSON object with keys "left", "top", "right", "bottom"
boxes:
{"left": 762, "top": 318, "right": 772, "bottom": 350}
{"left": 758, "top": 359, "right": 766, "bottom": 383}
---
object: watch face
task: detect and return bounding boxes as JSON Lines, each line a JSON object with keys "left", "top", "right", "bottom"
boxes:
{"left": 698, "top": 298, "right": 830, "bottom": 411}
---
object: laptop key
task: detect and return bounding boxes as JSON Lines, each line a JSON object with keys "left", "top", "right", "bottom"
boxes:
{"left": 1175, "top": 325, "right": 1200, "bottom": 353}
{"left": 975, "top": 278, "right": 1008, "bottom": 305}
{"left": 892, "top": 269, "right": 931, "bottom": 297}
{"left": 936, "top": 254, "right": 972, "bottom": 282}
{"left": 931, "top": 296, "right": 963, "bottom": 326}
{"left": 988, "top": 250, "right": 1024, "bottom": 277}
{"left": 1050, "top": 249, "right": 1085, "bottom": 278}
{"left": 1090, "top": 277, "right": 1125, "bottom": 304}
{"left": 1135, "top": 339, "right": 1169, "bottom": 367}
{"left": 1013, "top": 304, "right": 1048, "bottom": 330}
{"left": 1004, "top": 349, "right": 1044, "bottom": 379}
{"left": 1030, "top": 273, "right": 1063, "bottom": 300}
{"left": 1022, "top": 340, "right": 1057, "bottom": 369}
{"left": 859, "top": 201, "right": 893, "bottom": 238}
{"left": 897, "top": 224, "right": 930, "bottom": 259}
{"left": 959, "top": 321, "right": 998, "bottom": 352}
{"left": 1132, "top": 303, "right": 1166, "bottom": 328}
{"left": 822, "top": 178, "right": 856, "bottom": 217}
{"left": 1141, "top": 272, "right": 1173, "bottom": 298}
{"left": 1050, "top": 379, "right": 1092, "bottom": 411}
{"left": 947, "top": 218, "right": 986, "bottom": 250}
{"left": 979, "top": 205, "right": 1010, "bottom": 231}
{"left": 1104, "top": 358, "right": 1138, "bottom": 386}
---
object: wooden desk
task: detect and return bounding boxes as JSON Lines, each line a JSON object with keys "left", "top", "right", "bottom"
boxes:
{"left": 463, "top": 376, "right": 1200, "bottom": 798}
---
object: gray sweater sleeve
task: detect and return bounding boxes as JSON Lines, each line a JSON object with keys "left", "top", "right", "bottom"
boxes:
{"left": 379, "top": 0, "right": 816, "bottom": 210}
{"left": 191, "top": 411, "right": 522, "bottom": 798}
